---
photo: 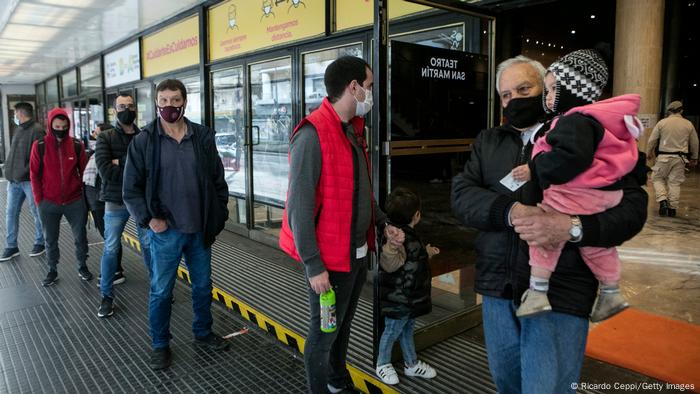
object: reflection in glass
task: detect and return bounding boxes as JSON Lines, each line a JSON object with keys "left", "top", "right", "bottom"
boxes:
{"left": 249, "top": 57, "right": 291, "bottom": 209}
{"left": 106, "top": 92, "right": 117, "bottom": 125}
{"left": 212, "top": 67, "right": 245, "bottom": 201}
{"left": 136, "top": 87, "right": 154, "bottom": 128}
{"left": 61, "top": 70, "right": 78, "bottom": 98}
{"left": 302, "top": 44, "right": 363, "bottom": 115}
{"left": 46, "top": 78, "right": 59, "bottom": 103}
{"left": 181, "top": 75, "right": 202, "bottom": 125}
{"left": 80, "top": 59, "right": 102, "bottom": 93}
{"left": 88, "top": 96, "right": 104, "bottom": 139}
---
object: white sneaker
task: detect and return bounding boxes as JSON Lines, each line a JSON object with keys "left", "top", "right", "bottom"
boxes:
{"left": 376, "top": 363, "right": 399, "bottom": 385}
{"left": 404, "top": 360, "right": 436, "bottom": 379}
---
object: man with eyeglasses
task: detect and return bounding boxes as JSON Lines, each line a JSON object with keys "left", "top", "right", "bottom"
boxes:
{"left": 95, "top": 93, "right": 151, "bottom": 318}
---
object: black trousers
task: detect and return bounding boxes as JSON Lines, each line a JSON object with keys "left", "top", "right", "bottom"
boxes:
{"left": 304, "top": 257, "right": 368, "bottom": 393}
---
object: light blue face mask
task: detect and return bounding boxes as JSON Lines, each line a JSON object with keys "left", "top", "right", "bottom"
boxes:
{"left": 13, "top": 116, "right": 20, "bottom": 126}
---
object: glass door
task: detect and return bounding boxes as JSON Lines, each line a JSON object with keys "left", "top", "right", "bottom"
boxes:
{"left": 248, "top": 57, "right": 292, "bottom": 238}
{"left": 212, "top": 66, "right": 248, "bottom": 230}
{"left": 386, "top": 20, "right": 492, "bottom": 338}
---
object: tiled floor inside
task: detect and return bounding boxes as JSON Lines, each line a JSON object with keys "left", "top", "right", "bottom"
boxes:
{"left": 0, "top": 180, "right": 306, "bottom": 394}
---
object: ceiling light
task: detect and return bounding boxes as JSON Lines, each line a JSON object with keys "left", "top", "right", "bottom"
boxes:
{"left": 571, "top": 30, "right": 576, "bottom": 34}
{"left": 526, "top": 38, "right": 530, "bottom": 43}
{"left": 590, "top": 15, "right": 596, "bottom": 19}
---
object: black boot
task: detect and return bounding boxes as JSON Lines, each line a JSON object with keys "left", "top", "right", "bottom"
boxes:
{"left": 659, "top": 200, "right": 669, "bottom": 216}
{"left": 667, "top": 208, "right": 676, "bottom": 217}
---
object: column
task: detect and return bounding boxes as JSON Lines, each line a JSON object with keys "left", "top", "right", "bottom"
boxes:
{"left": 613, "top": 0, "right": 665, "bottom": 152}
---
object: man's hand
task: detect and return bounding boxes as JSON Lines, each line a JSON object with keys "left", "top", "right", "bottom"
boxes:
{"left": 149, "top": 218, "right": 168, "bottom": 233}
{"left": 512, "top": 205, "right": 570, "bottom": 248}
{"left": 112, "top": 159, "right": 119, "bottom": 165}
{"left": 384, "top": 224, "right": 405, "bottom": 247}
{"left": 426, "top": 244, "right": 440, "bottom": 258}
{"left": 308, "top": 271, "right": 331, "bottom": 294}
{"left": 512, "top": 164, "right": 531, "bottom": 182}
{"left": 689, "top": 159, "right": 698, "bottom": 169}
{"left": 509, "top": 202, "right": 543, "bottom": 224}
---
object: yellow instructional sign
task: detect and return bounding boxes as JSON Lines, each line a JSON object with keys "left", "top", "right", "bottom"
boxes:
{"left": 336, "top": 0, "right": 431, "bottom": 31}
{"left": 209, "top": 0, "right": 325, "bottom": 62}
{"left": 142, "top": 16, "right": 200, "bottom": 78}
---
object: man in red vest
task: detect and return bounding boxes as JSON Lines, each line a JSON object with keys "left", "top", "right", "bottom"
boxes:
{"left": 279, "top": 56, "right": 402, "bottom": 393}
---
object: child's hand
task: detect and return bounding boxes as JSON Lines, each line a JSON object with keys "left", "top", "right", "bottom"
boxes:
{"left": 512, "top": 164, "right": 531, "bottom": 182}
{"left": 385, "top": 224, "right": 405, "bottom": 247}
{"left": 426, "top": 244, "right": 440, "bottom": 258}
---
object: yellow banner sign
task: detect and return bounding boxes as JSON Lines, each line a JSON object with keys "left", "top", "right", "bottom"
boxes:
{"left": 209, "top": 0, "right": 325, "bottom": 62}
{"left": 336, "top": 0, "right": 431, "bottom": 31}
{"left": 142, "top": 15, "right": 200, "bottom": 78}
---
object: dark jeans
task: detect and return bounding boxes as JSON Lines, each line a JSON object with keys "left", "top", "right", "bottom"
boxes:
{"left": 148, "top": 228, "right": 212, "bottom": 349}
{"left": 304, "top": 257, "right": 368, "bottom": 394}
{"left": 38, "top": 198, "right": 88, "bottom": 272}
{"left": 85, "top": 185, "right": 122, "bottom": 272}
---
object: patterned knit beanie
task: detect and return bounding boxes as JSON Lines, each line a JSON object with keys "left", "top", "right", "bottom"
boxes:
{"left": 545, "top": 49, "right": 608, "bottom": 114}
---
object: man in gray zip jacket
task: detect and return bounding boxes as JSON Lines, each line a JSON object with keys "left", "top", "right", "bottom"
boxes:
{"left": 1, "top": 102, "right": 45, "bottom": 261}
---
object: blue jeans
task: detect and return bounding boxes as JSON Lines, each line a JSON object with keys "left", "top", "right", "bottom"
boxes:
{"left": 376, "top": 317, "right": 417, "bottom": 366}
{"left": 482, "top": 296, "right": 588, "bottom": 394}
{"left": 148, "top": 228, "right": 212, "bottom": 349}
{"left": 99, "top": 208, "right": 151, "bottom": 299}
{"left": 5, "top": 181, "right": 44, "bottom": 248}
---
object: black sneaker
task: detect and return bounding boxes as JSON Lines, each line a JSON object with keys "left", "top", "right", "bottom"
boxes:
{"left": 193, "top": 333, "right": 230, "bottom": 351}
{"left": 113, "top": 271, "right": 126, "bottom": 285}
{"left": 42, "top": 271, "right": 58, "bottom": 287}
{"left": 78, "top": 267, "right": 93, "bottom": 281}
{"left": 96, "top": 272, "right": 126, "bottom": 287}
{"left": 0, "top": 247, "right": 20, "bottom": 261}
{"left": 150, "top": 347, "right": 172, "bottom": 370}
{"left": 29, "top": 244, "right": 45, "bottom": 257}
{"left": 659, "top": 200, "right": 669, "bottom": 216}
{"left": 668, "top": 208, "right": 677, "bottom": 217}
{"left": 97, "top": 297, "right": 114, "bottom": 318}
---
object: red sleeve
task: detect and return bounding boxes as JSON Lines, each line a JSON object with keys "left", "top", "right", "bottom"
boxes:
{"left": 29, "top": 141, "right": 42, "bottom": 205}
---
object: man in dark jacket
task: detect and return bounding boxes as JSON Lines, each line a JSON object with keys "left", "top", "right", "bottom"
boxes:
{"left": 95, "top": 93, "right": 151, "bottom": 318}
{"left": 123, "top": 79, "right": 229, "bottom": 370}
{"left": 451, "top": 55, "right": 648, "bottom": 394}
{"left": 1, "top": 102, "right": 45, "bottom": 261}
{"left": 30, "top": 108, "right": 91, "bottom": 286}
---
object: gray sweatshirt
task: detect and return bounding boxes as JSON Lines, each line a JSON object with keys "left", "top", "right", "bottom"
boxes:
{"left": 286, "top": 122, "right": 385, "bottom": 278}
{"left": 5, "top": 120, "right": 44, "bottom": 182}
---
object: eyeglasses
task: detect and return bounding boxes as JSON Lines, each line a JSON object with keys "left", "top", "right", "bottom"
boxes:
{"left": 116, "top": 104, "right": 136, "bottom": 111}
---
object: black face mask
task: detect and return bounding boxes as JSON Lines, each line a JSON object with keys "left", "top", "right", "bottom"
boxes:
{"left": 503, "top": 95, "right": 546, "bottom": 128}
{"left": 52, "top": 129, "right": 68, "bottom": 139}
{"left": 117, "top": 109, "right": 136, "bottom": 125}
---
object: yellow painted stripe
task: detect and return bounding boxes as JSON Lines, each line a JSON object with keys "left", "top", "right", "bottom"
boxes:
{"left": 123, "top": 232, "right": 397, "bottom": 394}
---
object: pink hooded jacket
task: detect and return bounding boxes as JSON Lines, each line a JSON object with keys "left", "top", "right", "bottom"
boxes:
{"left": 533, "top": 94, "right": 642, "bottom": 190}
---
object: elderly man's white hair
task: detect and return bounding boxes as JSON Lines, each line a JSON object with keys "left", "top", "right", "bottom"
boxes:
{"left": 495, "top": 55, "right": 547, "bottom": 94}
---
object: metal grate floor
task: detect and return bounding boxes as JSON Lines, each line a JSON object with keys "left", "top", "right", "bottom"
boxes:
{"left": 0, "top": 180, "right": 306, "bottom": 394}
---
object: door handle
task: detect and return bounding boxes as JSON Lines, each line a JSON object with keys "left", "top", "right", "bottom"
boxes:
{"left": 250, "top": 125, "right": 260, "bottom": 146}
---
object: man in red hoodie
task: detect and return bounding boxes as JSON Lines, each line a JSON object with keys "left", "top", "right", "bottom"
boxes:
{"left": 30, "top": 108, "right": 91, "bottom": 286}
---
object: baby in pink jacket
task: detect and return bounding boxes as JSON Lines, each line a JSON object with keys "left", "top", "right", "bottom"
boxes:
{"left": 512, "top": 49, "right": 642, "bottom": 322}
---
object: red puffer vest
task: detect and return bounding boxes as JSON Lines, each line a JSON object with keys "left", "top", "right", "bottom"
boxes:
{"left": 279, "top": 98, "right": 375, "bottom": 272}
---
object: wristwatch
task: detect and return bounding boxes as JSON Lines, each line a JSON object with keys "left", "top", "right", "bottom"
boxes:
{"left": 569, "top": 215, "right": 583, "bottom": 242}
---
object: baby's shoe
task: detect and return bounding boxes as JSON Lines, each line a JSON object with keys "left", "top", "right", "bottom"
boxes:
{"left": 376, "top": 363, "right": 399, "bottom": 385}
{"left": 516, "top": 289, "right": 552, "bottom": 318}
{"left": 404, "top": 360, "right": 436, "bottom": 379}
{"left": 590, "top": 290, "right": 629, "bottom": 322}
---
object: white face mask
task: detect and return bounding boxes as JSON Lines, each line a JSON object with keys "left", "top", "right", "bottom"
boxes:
{"left": 354, "top": 85, "right": 373, "bottom": 117}
{"left": 13, "top": 116, "right": 20, "bottom": 126}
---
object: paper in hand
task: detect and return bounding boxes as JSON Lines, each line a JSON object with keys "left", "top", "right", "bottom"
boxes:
{"left": 500, "top": 170, "right": 527, "bottom": 192}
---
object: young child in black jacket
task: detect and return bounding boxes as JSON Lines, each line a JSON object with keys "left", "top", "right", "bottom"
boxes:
{"left": 375, "top": 187, "right": 439, "bottom": 385}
